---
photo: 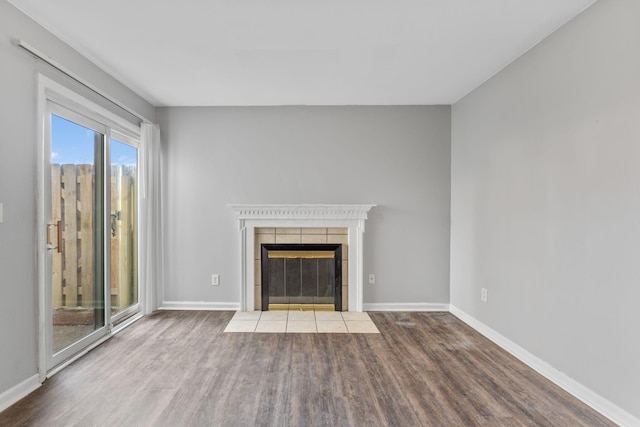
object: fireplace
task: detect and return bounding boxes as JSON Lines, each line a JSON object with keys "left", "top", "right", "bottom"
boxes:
{"left": 261, "top": 244, "right": 342, "bottom": 311}
{"left": 229, "top": 204, "right": 375, "bottom": 311}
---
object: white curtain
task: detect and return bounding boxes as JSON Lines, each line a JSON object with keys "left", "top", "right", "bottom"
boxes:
{"left": 140, "top": 122, "right": 163, "bottom": 314}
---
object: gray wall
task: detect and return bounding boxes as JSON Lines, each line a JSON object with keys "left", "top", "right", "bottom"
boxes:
{"left": 6, "top": 0, "right": 635, "bottom": 419}
{"left": 156, "top": 106, "right": 451, "bottom": 306}
{"left": 0, "top": 0, "right": 154, "bottom": 397}
{"left": 451, "top": 0, "right": 640, "bottom": 419}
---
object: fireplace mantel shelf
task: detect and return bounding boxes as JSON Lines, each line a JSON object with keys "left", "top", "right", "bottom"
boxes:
{"left": 228, "top": 204, "right": 376, "bottom": 221}
{"left": 229, "top": 204, "right": 376, "bottom": 312}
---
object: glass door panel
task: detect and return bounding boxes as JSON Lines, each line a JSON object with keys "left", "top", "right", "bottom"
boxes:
{"left": 110, "top": 138, "right": 138, "bottom": 319}
{"left": 50, "top": 113, "right": 105, "bottom": 356}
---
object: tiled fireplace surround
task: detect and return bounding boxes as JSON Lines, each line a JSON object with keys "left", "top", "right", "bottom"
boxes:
{"left": 255, "top": 227, "right": 348, "bottom": 311}
{"left": 229, "top": 204, "right": 375, "bottom": 311}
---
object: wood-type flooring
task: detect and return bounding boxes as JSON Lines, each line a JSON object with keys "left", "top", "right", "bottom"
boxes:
{"left": 0, "top": 311, "right": 615, "bottom": 426}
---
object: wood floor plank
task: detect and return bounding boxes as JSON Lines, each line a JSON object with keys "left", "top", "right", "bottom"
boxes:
{"left": 0, "top": 311, "right": 615, "bottom": 426}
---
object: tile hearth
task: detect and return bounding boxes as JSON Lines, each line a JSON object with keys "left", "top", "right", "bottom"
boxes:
{"left": 224, "top": 310, "right": 379, "bottom": 334}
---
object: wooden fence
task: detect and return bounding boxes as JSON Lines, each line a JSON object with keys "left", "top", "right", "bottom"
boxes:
{"left": 51, "top": 164, "right": 137, "bottom": 311}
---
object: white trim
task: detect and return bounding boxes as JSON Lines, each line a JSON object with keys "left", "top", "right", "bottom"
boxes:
{"left": 229, "top": 204, "right": 376, "bottom": 223}
{"left": 159, "top": 301, "right": 241, "bottom": 311}
{"left": 36, "top": 72, "right": 49, "bottom": 383}
{"left": 112, "top": 312, "right": 144, "bottom": 334}
{"left": 42, "top": 76, "right": 140, "bottom": 137}
{"left": 0, "top": 375, "right": 41, "bottom": 413}
{"left": 449, "top": 305, "right": 640, "bottom": 427}
{"left": 111, "top": 303, "right": 142, "bottom": 326}
{"left": 364, "top": 303, "right": 450, "bottom": 312}
{"left": 229, "top": 204, "right": 376, "bottom": 312}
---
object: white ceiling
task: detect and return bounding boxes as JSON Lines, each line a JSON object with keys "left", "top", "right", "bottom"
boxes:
{"left": 8, "top": 0, "right": 596, "bottom": 107}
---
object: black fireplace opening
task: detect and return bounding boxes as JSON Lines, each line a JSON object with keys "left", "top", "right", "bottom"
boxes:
{"left": 261, "top": 244, "right": 342, "bottom": 311}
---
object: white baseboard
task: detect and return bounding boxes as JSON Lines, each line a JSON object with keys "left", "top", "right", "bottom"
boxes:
{"left": 159, "top": 301, "right": 241, "bottom": 311}
{"left": 0, "top": 374, "right": 41, "bottom": 413}
{"left": 363, "top": 303, "right": 450, "bottom": 312}
{"left": 449, "top": 305, "right": 640, "bottom": 427}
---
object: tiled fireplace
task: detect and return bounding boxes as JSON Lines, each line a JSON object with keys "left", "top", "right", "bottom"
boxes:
{"left": 257, "top": 232, "right": 346, "bottom": 310}
{"left": 229, "top": 204, "right": 375, "bottom": 311}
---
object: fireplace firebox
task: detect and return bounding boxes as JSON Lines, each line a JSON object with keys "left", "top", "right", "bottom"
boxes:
{"left": 261, "top": 244, "right": 342, "bottom": 311}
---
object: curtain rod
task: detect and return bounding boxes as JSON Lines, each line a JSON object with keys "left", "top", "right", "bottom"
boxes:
{"left": 15, "top": 39, "right": 152, "bottom": 124}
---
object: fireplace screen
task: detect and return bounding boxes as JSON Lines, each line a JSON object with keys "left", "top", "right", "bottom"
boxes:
{"left": 261, "top": 244, "right": 342, "bottom": 311}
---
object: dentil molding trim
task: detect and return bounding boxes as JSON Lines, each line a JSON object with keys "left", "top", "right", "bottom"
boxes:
{"left": 229, "top": 204, "right": 376, "bottom": 230}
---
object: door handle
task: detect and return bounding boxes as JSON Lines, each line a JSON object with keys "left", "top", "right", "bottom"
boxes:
{"left": 46, "top": 220, "right": 62, "bottom": 253}
{"left": 56, "top": 220, "right": 62, "bottom": 253}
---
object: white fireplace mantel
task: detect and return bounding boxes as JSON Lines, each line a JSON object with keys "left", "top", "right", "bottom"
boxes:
{"left": 229, "top": 204, "right": 376, "bottom": 311}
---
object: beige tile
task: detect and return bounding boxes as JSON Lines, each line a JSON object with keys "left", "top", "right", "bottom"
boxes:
{"left": 254, "top": 262, "right": 262, "bottom": 285}
{"left": 342, "top": 264, "right": 348, "bottom": 286}
{"left": 327, "top": 234, "right": 348, "bottom": 246}
{"left": 255, "top": 233, "right": 276, "bottom": 259}
{"left": 341, "top": 311, "right": 371, "bottom": 321}
{"left": 260, "top": 311, "right": 288, "bottom": 321}
{"left": 317, "top": 321, "right": 348, "bottom": 333}
{"left": 232, "top": 311, "right": 261, "bottom": 321}
{"left": 327, "top": 228, "right": 348, "bottom": 235}
{"left": 255, "top": 230, "right": 277, "bottom": 241}
{"left": 315, "top": 311, "right": 343, "bottom": 321}
{"left": 342, "top": 287, "right": 349, "bottom": 311}
{"left": 255, "top": 320, "right": 287, "bottom": 333}
{"left": 288, "top": 311, "right": 315, "bottom": 321}
{"left": 225, "top": 310, "right": 381, "bottom": 334}
{"left": 275, "top": 234, "right": 302, "bottom": 244}
{"left": 256, "top": 228, "right": 276, "bottom": 234}
{"left": 224, "top": 320, "right": 258, "bottom": 333}
{"left": 286, "top": 320, "right": 317, "bottom": 333}
{"left": 301, "top": 234, "right": 327, "bottom": 244}
{"left": 276, "top": 228, "right": 301, "bottom": 235}
{"left": 254, "top": 286, "right": 261, "bottom": 310}
{"left": 345, "top": 320, "right": 379, "bottom": 334}
{"left": 302, "top": 228, "right": 327, "bottom": 234}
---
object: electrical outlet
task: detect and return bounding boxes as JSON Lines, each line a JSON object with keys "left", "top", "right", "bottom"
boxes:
{"left": 368, "top": 273, "right": 375, "bottom": 284}
{"left": 212, "top": 274, "right": 220, "bottom": 286}
{"left": 481, "top": 288, "right": 488, "bottom": 302}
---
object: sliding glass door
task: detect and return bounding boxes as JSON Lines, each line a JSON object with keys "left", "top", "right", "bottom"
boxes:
{"left": 45, "top": 101, "right": 140, "bottom": 371}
